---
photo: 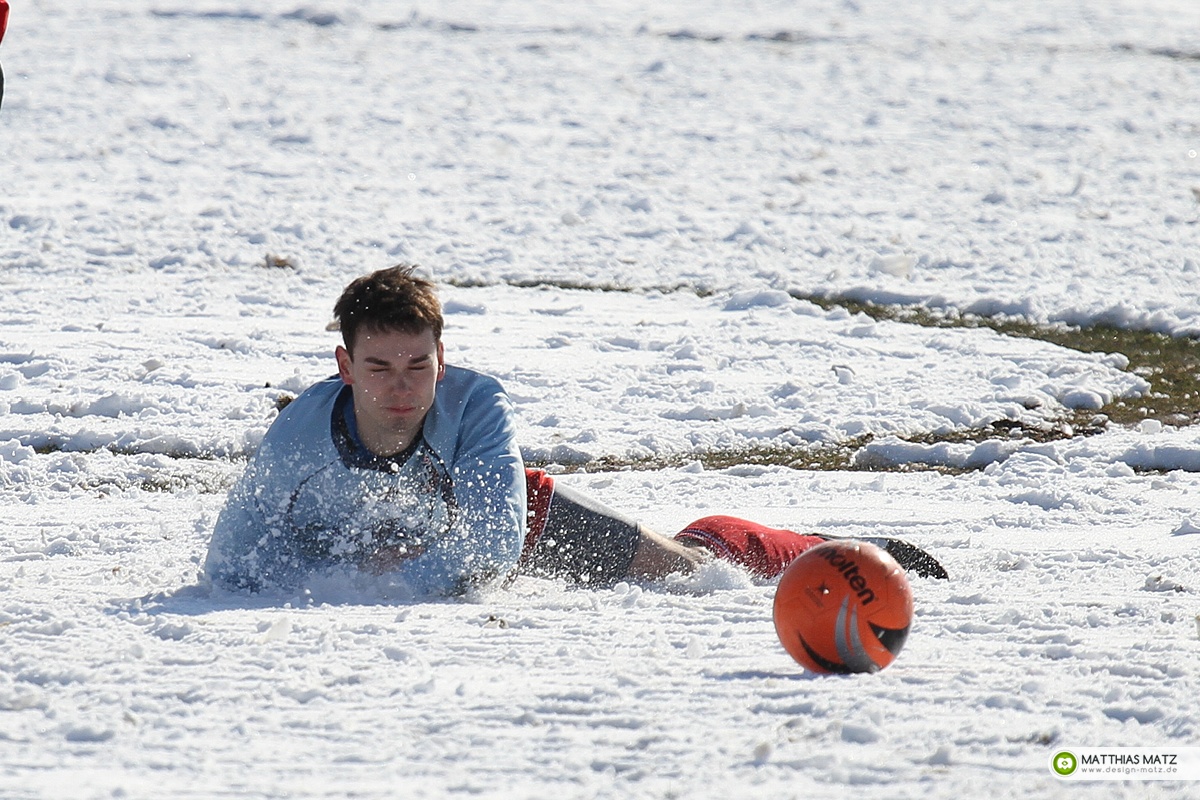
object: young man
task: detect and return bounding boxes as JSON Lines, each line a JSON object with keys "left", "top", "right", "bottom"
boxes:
{"left": 205, "top": 266, "right": 946, "bottom": 595}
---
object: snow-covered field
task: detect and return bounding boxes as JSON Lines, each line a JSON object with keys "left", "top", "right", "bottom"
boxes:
{"left": 2, "top": 1, "right": 1200, "bottom": 797}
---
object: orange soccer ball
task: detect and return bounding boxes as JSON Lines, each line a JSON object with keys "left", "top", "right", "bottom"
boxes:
{"left": 773, "top": 540, "right": 913, "bottom": 674}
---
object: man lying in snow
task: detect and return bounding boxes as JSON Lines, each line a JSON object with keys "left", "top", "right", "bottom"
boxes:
{"left": 204, "top": 265, "right": 946, "bottom": 595}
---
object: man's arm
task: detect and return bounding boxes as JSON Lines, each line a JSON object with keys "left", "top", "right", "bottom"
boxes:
{"left": 204, "top": 457, "right": 307, "bottom": 592}
{"left": 446, "top": 383, "right": 526, "bottom": 584}
{"left": 204, "top": 475, "right": 268, "bottom": 591}
{"left": 415, "top": 368, "right": 526, "bottom": 592}
{"left": 202, "top": 381, "right": 345, "bottom": 592}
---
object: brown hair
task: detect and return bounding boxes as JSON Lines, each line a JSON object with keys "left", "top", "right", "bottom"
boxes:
{"left": 333, "top": 264, "right": 443, "bottom": 355}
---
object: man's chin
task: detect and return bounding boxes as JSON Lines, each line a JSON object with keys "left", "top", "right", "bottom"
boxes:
{"left": 381, "top": 410, "right": 425, "bottom": 431}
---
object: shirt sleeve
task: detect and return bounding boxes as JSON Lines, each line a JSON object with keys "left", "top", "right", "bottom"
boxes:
{"left": 203, "top": 465, "right": 265, "bottom": 590}
{"left": 203, "top": 450, "right": 309, "bottom": 592}
{"left": 202, "top": 381, "right": 344, "bottom": 592}
{"left": 418, "top": 372, "right": 526, "bottom": 593}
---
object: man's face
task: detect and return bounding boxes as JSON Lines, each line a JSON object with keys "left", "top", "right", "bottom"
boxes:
{"left": 335, "top": 326, "right": 445, "bottom": 457}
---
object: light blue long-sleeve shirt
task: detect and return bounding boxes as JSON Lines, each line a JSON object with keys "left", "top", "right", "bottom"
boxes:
{"left": 204, "top": 366, "right": 526, "bottom": 595}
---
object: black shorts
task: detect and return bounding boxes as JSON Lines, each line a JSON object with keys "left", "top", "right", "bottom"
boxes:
{"left": 520, "top": 481, "right": 641, "bottom": 586}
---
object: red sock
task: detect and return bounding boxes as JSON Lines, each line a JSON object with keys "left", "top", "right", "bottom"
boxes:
{"left": 674, "top": 516, "right": 825, "bottom": 578}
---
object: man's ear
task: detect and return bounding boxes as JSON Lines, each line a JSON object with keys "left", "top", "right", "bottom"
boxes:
{"left": 335, "top": 345, "right": 354, "bottom": 385}
{"left": 436, "top": 341, "right": 446, "bottom": 381}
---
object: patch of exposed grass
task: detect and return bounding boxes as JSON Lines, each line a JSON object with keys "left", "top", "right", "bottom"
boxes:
{"left": 525, "top": 418, "right": 1092, "bottom": 477}
{"left": 795, "top": 294, "right": 1200, "bottom": 429}
{"left": 444, "top": 275, "right": 720, "bottom": 297}
{"left": 528, "top": 439, "right": 868, "bottom": 475}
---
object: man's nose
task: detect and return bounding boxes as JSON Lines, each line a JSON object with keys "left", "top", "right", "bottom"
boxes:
{"left": 388, "top": 372, "right": 413, "bottom": 394}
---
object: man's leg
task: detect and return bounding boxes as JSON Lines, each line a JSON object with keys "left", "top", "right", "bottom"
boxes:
{"left": 674, "top": 515, "right": 949, "bottom": 580}
{"left": 519, "top": 476, "right": 709, "bottom": 584}
{"left": 519, "top": 480, "right": 647, "bottom": 585}
{"left": 626, "top": 527, "right": 709, "bottom": 580}
{"left": 673, "top": 516, "right": 826, "bottom": 578}
{"left": 517, "top": 478, "right": 945, "bottom": 584}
